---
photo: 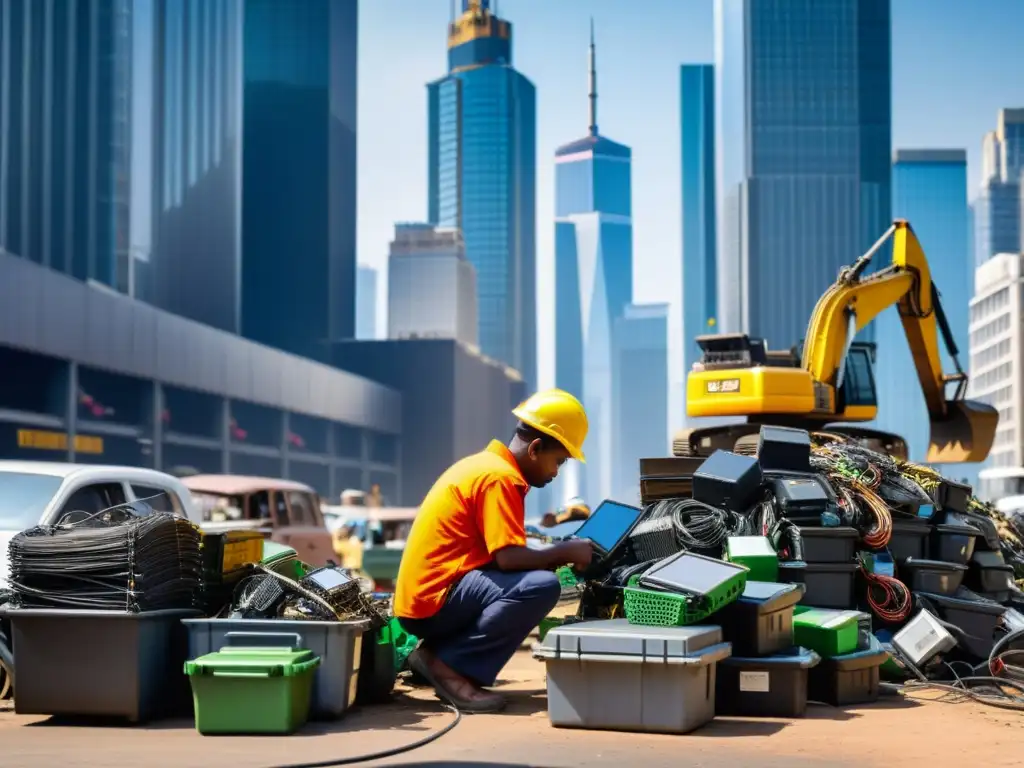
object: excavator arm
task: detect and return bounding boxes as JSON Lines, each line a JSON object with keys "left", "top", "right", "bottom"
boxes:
{"left": 801, "top": 220, "right": 996, "bottom": 463}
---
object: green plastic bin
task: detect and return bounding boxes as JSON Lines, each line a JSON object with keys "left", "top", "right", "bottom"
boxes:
{"left": 792, "top": 609, "right": 859, "bottom": 657}
{"left": 725, "top": 536, "right": 779, "bottom": 582}
{"left": 185, "top": 646, "right": 321, "bottom": 735}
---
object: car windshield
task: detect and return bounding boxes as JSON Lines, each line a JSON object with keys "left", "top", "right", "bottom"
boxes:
{"left": 0, "top": 472, "right": 65, "bottom": 531}
{"left": 192, "top": 492, "right": 245, "bottom": 522}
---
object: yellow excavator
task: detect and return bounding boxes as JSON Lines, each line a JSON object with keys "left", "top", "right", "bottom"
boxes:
{"left": 677, "top": 220, "right": 999, "bottom": 464}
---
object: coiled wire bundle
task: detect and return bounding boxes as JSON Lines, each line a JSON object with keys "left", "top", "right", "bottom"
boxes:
{"left": 645, "top": 497, "right": 754, "bottom": 553}
{"left": 858, "top": 553, "right": 912, "bottom": 622}
{"left": 6, "top": 504, "right": 203, "bottom": 612}
{"left": 811, "top": 441, "right": 893, "bottom": 548}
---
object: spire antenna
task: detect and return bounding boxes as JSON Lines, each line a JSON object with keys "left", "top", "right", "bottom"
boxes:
{"left": 588, "top": 19, "right": 598, "bottom": 137}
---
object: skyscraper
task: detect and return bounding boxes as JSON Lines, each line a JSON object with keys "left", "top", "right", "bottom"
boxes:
{"left": 975, "top": 109, "right": 1024, "bottom": 267}
{"left": 241, "top": 0, "right": 358, "bottom": 363}
{"left": 554, "top": 24, "right": 632, "bottom": 504}
{"left": 612, "top": 303, "right": 669, "bottom": 503}
{"left": 426, "top": 0, "right": 536, "bottom": 386}
{"left": 680, "top": 64, "right": 717, "bottom": 385}
{"left": 713, "top": 0, "right": 892, "bottom": 346}
{"left": 0, "top": 0, "right": 133, "bottom": 289}
{"left": 150, "top": 0, "right": 245, "bottom": 332}
{"left": 356, "top": 265, "right": 378, "bottom": 340}
{"left": 387, "top": 223, "right": 478, "bottom": 345}
{"left": 875, "top": 150, "right": 970, "bottom": 464}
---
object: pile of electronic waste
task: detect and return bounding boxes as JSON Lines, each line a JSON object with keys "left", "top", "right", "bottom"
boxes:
{"left": 0, "top": 507, "right": 400, "bottom": 733}
{"left": 532, "top": 425, "right": 1024, "bottom": 735}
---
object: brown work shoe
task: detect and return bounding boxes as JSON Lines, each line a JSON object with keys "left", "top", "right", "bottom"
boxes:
{"left": 407, "top": 648, "right": 507, "bottom": 714}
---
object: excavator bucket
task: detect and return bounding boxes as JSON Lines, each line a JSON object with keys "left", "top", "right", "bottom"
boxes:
{"left": 926, "top": 400, "right": 999, "bottom": 464}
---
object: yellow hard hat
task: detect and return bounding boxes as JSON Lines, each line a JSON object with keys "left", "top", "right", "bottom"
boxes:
{"left": 512, "top": 388, "right": 588, "bottom": 462}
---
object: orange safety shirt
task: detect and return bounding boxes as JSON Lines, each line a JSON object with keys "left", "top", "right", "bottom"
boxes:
{"left": 393, "top": 440, "right": 529, "bottom": 620}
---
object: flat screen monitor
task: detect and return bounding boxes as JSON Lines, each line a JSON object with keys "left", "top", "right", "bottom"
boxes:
{"left": 572, "top": 500, "right": 644, "bottom": 554}
{"left": 640, "top": 551, "right": 746, "bottom": 596}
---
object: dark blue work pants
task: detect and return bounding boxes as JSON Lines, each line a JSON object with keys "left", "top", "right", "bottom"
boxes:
{"left": 399, "top": 568, "right": 561, "bottom": 687}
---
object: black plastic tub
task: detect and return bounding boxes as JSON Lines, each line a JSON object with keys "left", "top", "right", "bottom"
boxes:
{"left": 715, "top": 581, "right": 804, "bottom": 656}
{"left": 916, "top": 590, "right": 1005, "bottom": 660}
{"left": 778, "top": 561, "right": 858, "bottom": 609}
{"left": 967, "top": 551, "right": 1016, "bottom": 602}
{"left": 897, "top": 559, "right": 966, "bottom": 597}
{"left": 355, "top": 624, "right": 398, "bottom": 705}
{"left": 6, "top": 608, "right": 199, "bottom": 722}
{"left": 716, "top": 647, "right": 820, "bottom": 717}
{"left": 792, "top": 526, "right": 858, "bottom": 564}
{"left": 886, "top": 520, "right": 930, "bottom": 561}
{"left": 807, "top": 637, "right": 889, "bottom": 706}
{"left": 930, "top": 523, "right": 979, "bottom": 565}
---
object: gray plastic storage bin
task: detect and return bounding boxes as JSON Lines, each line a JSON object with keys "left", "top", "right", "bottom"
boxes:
{"left": 7, "top": 608, "right": 199, "bottom": 722}
{"left": 533, "top": 618, "right": 731, "bottom": 734}
{"left": 183, "top": 617, "right": 369, "bottom": 719}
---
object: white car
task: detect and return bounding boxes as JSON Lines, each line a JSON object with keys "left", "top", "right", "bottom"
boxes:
{"left": 0, "top": 461, "right": 201, "bottom": 588}
{"left": 0, "top": 461, "right": 201, "bottom": 699}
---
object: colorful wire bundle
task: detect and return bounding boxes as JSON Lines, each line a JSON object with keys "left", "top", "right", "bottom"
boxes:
{"left": 859, "top": 558, "right": 912, "bottom": 623}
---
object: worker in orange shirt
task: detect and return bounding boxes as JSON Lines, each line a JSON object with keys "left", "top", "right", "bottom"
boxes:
{"left": 393, "top": 389, "right": 593, "bottom": 714}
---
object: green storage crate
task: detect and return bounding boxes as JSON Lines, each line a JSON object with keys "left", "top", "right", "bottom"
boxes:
{"left": 725, "top": 536, "right": 779, "bottom": 582}
{"left": 185, "top": 646, "right": 320, "bottom": 735}
{"left": 793, "top": 609, "right": 859, "bottom": 657}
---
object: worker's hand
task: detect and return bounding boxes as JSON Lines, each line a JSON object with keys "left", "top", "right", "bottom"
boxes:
{"left": 560, "top": 539, "right": 595, "bottom": 570}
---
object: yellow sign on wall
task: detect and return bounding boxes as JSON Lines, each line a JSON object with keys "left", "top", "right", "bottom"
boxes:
{"left": 17, "top": 429, "right": 104, "bottom": 455}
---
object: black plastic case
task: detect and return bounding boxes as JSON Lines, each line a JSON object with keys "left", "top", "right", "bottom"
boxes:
{"left": 916, "top": 589, "right": 1005, "bottom": 660}
{"left": 692, "top": 450, "right": 763, "bottom": 512}
{"left": 716, "top": 647, "right": 820, "bottom": 718}
{"left": 966, "top": 550, "right": 1014, "bottom": 601}
{"left": 789, "top": 526, "right": 858, "bottom": 564}
{"left": 930, "top": 523, "right": 979, "bottom": 565}
{"left": 715, "top": 581, "right": 804, "bottom": 656}
{"left": 897, "top": 558, "right": 967, "bottom": 597}
{"left": 778, "top": 560, "right": 858, "bottom": 609}
{"left": 931, "top": 479, "right": 972, "bottom": 514}
{"left": 757, "top": 426, "right": 811, "bottom": 473}
{"left": 886, "top": 519, "right": 930, "bottom": 561}
{"left": 771, "top": 473, "right": 839, "bottom": 523}
{"left": 807, "top": 640, "right": 888, "bottom": 706}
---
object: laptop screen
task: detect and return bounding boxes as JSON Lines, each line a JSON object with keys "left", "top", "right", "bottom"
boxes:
{"left": 572, "top": 500, "right": 643, "bottom": 553}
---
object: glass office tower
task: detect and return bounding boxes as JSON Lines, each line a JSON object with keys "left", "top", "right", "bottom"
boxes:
{"left": 680, "top": 64, "right": 717, "bottom": 385}
{"left": 427, "top": 0, "right": 537, "bottom": 387}
{"left": 875, "top": 150, "right": 970, "bottom": 464}
{"left": 0, "top": 0, "right": 132, "bottom": 288}
{"left": 714, "top": 0, "right": 892, "bottom": 346}
{"left": 975, "top": 110, "right": 1024, "bottom": 267}
{"left": 150, "top": 0, "right": 244, "bottom": 332}
{"left": 241, "top": 0, "right": 358, "bottom": 362}
{"left": 554, "top": 24, "right": 632, "bottom": 504}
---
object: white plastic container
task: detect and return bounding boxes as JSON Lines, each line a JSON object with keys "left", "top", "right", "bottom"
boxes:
{"left": 533, "top": 618, "right": 731, "bottom": 734}
{"left": 892, "top": 609, "right": 955, "bottom": 666}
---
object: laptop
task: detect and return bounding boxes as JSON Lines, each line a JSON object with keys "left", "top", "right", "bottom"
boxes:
{"left": 528, "top": 499, "right": 645, "bottom": 578}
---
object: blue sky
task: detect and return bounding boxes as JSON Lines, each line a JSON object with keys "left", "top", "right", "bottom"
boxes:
{"left": 357, "top": 0, "right": 1024, "bottom": 397}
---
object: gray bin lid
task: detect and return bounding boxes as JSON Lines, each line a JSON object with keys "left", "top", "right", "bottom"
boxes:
{"left": 535, "top": 618, "right": 728, "bottom": 663}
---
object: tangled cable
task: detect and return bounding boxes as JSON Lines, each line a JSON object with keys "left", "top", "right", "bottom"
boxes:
{"left": 812, "top": 441, "right": 894, "bottom": 547}
{"left": 857, "top": 554, "right": 912, "bottom": 622}
{"left": 887, "top": 626, "right": 1024, "bottom": 712}
{"left": 645, "top": 497, "right": 753, "bottom": 552}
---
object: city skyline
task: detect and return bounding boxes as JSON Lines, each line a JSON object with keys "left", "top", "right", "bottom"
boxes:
{"left": 358, "top": 0, "right": 1024, "bottom": 431}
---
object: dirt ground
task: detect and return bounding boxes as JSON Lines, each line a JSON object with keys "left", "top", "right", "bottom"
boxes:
{"left": 2, "top": 644, "right": 1022, "bottom": 768}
